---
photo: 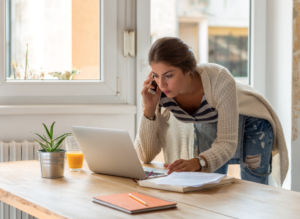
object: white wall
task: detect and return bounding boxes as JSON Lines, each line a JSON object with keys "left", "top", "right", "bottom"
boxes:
{"left": 0, "top": 112, "right": 135, "bottom": 143}
{"left": 264, "top": 0, "right": 293, "bottom": 189}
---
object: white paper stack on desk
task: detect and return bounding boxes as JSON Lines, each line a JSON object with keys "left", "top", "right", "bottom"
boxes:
{"left": 138, "top": 172, "right": 236, "bottom": 193}
{"left": 156, "top": 172, "right": 225, "bottom": 187}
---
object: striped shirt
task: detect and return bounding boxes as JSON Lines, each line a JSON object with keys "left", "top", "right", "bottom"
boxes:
{"left": 159, "top": 92, "right": 218, "bottom": 123}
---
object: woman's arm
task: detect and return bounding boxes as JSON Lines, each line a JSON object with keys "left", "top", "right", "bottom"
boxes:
{"left": 134, "top": 72, "right": 163, "bottom": 163}
{"left": 134, "top": 108, "right": 162, "bottom": 163}
{"left": 199, "top": 67, "right": 239, "bottom": 173}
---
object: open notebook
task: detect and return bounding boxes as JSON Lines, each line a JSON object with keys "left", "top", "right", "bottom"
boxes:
{"left": 138, "top": 175, "right": 236, "bottom": 193}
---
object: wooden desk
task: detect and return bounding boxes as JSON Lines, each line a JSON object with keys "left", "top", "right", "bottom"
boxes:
{"left": 0, "top": 161, "right": 299, "bottom": 219}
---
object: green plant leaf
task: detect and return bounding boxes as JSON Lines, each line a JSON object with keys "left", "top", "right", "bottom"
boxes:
{"left": 52, "top": 133, "right": 72, "bottom": 142}
{"left": 31, "top": 121, "right": 72, "bottom": 152}
{"left": 43, "top": 135, "right": 52, "bottom": 148}
{"left": 42, "top": 123, "right": 52, "bottom": 141}
{"left": 51, "top": 136, "right": 68, "bottom": 152}
{"left": 31, "top": 132, "right": 52, "bottom": 147}
{"left": 34, "top": 139, "right": 49, "bottom": 152}
{"left": 31, "top": 132, "right": 47, "bottom": 142}
{"left": 50, "top": 122, "right": 55, "bottom": 141}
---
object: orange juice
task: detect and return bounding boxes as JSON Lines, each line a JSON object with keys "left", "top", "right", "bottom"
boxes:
{"left": 67, "top": 151, "right": 84, "bottom": 169}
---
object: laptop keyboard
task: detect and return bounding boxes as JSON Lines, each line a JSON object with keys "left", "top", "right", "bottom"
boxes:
{"left": 144, "top": 171, "right": 166, "bottom": 176}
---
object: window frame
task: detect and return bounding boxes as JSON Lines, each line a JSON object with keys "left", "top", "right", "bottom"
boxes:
{"left": 0, "top": 0, "right": 128, "bottom": 104}
{"left": 249, "top": 0, "right": 266, "bottom": 97}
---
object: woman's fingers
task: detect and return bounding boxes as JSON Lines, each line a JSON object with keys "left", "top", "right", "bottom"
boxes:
{"left": 172, "top": 162, "right": 186, "bottom": 171}
{"left": 146, "top": 83, "right": 156, "bottom": 90}
{"left": 167, "top": 159, "right": 184, "bottom": 174}
{"left": 168, "top": 162, "right": 186, "bottom": 174}
{"left": 167, "top": 159, "right": 183, "bottom": 170}
{"left": 147, "top": 71, "right": 153, "bottom": 78}
{"left": 141, "top": 71, "right": 159, "bottom": 113}
{"left": 144, "top": 71, "right": 154, "bottom": 85}
{"left": 143, "top": 77, "right": 151, "bottom": 86}
{"left": 176, "top": 167, "right": 188, "bottom": 172}
{"left": 142, "top": 77, "right": 156, "bottom": 93}
{"left": 142, "top": 81, "right": 155, "bottom": 91}
{"left": 141, "top": 84, "right": 155, "bottom": 96}
{"left": 167, "top": 159, "right": 198, "bottom": 174}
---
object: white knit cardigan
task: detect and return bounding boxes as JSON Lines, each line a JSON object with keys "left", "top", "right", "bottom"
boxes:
{"left": 134, "top": 63, "right": 289, "bottom": 187}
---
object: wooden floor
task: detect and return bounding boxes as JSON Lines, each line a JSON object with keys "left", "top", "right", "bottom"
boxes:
{"left": 154, "top": 151, "right": 241, "bottom": 179}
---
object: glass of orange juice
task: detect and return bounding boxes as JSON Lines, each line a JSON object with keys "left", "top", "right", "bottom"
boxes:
{"left": 66, "top": 136, "right": 84, "bottom": 172}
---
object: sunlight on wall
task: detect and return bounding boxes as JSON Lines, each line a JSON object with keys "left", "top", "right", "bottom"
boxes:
{"left": 72, "top": 0, "right": 100, "bottom": 80}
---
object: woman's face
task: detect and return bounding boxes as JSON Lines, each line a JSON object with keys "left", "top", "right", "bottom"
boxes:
{"left": 150, "top": 62, "right": 189, "bottom": 98}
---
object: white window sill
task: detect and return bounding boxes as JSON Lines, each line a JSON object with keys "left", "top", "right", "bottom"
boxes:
{"left": 0, "top": 104, "right": 136, "bottom": 115}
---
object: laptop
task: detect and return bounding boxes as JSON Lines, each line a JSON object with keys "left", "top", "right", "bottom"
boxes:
{"left": 71, "top": 126, "right": 167, "bottom": 179}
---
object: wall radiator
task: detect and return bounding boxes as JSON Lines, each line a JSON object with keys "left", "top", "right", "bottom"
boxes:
{"left": 0, "top": 141, "right": 65, "bottom": 219}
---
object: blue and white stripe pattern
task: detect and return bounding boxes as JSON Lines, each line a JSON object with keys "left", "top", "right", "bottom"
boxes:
{"left": 159, "top": 92, "right": 218, "bottom": 123}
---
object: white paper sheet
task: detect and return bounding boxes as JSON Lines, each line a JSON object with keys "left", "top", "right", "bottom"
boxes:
{"left": 155, "top": 172, "right": 225, "bottom": 187}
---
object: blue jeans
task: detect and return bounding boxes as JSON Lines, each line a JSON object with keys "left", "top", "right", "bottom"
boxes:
{"left": 194, "top": 115, "right": 273, "bottom": 185}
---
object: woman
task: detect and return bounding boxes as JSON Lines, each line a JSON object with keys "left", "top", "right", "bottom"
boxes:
{"left": 134, "top": 37, "right": 289, "bottom": 186}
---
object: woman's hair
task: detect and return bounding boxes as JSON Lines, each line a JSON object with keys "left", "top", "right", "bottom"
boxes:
{"left": 148, "top": 37, "right": 197, "bottom": 75}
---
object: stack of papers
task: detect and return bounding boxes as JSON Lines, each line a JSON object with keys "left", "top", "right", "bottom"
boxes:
{"left": 155, "top": 172, "right": 225, "bottom": 187}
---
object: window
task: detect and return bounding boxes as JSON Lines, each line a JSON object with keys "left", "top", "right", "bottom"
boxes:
{"left": 0, "top": 0, "right": 131, "bottom": 104}
{"left": 208, "top": 27, "right": 248, "bottom": 78}
{"left": 7, "top": 0, "right": 100, "bottom": 81}
{"left": 150, "top": 0, "right": 250, "bottom": 84}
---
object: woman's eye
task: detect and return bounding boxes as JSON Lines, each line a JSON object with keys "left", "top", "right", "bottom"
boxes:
{"left": 166, "top": 75, "right": 173, "bottom": 78}
{"left": 153, "top": 75, "right": 158, "bottom": 78}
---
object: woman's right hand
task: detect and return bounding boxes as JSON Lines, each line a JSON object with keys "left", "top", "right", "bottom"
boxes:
{"left": 141, "top": 72, "right": 161, "bottom": 118}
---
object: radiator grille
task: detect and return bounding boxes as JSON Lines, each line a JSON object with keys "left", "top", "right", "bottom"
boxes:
{"left": 0, "top": 141, "right": 65, "bottom": 219}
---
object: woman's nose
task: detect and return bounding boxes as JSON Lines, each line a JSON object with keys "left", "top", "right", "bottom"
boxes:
{"left": 158, "top": 78, "right": 166, "bottom": 88}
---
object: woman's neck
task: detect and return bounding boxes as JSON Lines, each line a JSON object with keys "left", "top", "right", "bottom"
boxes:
{"left": 173, "top": 73, "right": 204, "bottom": 115}
{"left": 179, "top": 73, "right": 203, "bottom": 97}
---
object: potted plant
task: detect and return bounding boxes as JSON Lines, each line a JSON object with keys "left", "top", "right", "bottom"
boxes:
{"left": 32, "top": 122, "right": 72, "bottom": 178}
{"left": 48, "top": 69, "right": 80, "bottom": 80}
